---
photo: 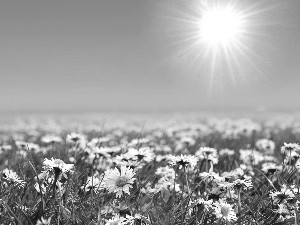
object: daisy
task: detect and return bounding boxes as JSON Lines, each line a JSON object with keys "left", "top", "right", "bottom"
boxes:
{"left": 213, "top": 199, "right": 237, "bottom": 222}
{"left": 102, "top": 166, "right": 136, "bottom": 198}
{"left": 295, "top": 158, "right": 300, "bottom": 170}
{"left": 273, "top": 204, "right": 290, "bottom": 216}
{"left": 125, "top": 214, "right": 149, "bottom": 225}
{"left": 281, "top": 143, "right": 300, "bottom": 154}
{"left": 36, "top": 216, "right": 51, "bottom": 225}
{"left": 118, "top": 159, "right": 143, "bottom": 171}
{"left": 188, "top": 198, "right": 213, "bottom": 216}
{"left": 26, "top": 143, "right": 41, "bottom": 153}
{"left": 41, "top": 135, "right": 63, "bottom": 145}
{"left": 239, "top": 164, "right": 255, "bottom": 177}
{"left": 168, "top": 154, "right": 198, "bottom": 169}
{"left": 195, "top": 198, "right": 214, "bottom": 210}
{"left": 283, "top": 150, "right": 299, "bottom": 166}
{"left": 256, "top": 139, "right": 275, "bottom": 154}
{"left": 134, "top": 147, "right": 155, "bottom": 162}
{"left": 105, "top": 214, "right": 127, "bottom": 225}
{"left": 195, "top": 147, "right": 219, "bottom": 164}
{"left": 239, "top": 149, "right": 264, "bottom": 165}
{"left": 66, "top": 132, "right": 86, "bottom": 149}
{"left": 180, "top": 136, "right": 196, "bottom": 147}
{"left": 155, "top": 166, "right": 175, "bottom": 180}
{"left": 154, "top": 177, "right": 181, "bottom": 193}
{"left": 115, "top": 149, "right": 138, "bottom": 162}
{"left": 43, "top": 158, "right": 74, "bottom": 179}
{"left": 87, "top": 137, "right": 111, "bottom": 148}
{"left": 199, "top": 172, "right": 225, "bottom": 183}
{"left": 155, "top": 154, "right": 169, "bottom": 162}
{"left": 15, "top": 140, "right": 28, "bottom": 150}
{"left": 0, "top": 144, "right": 12, "bottom": 153}
{"left": 92, "top": 147, "right": 111, "bottom": 158}
{"left": 2, "top": 168, "right": 25, "bottom": 187}
{"left": 103, "top": 146, "right": 121, "bottom": 156}
{"left": 270, "top": 184, "right": 298, "bottom": 204}
{"left": 219, "top": 148, "right": 235, "bottom": 157}
{"left": 232, "top": 178, "right": 253, "bottom": 190}
{"left": 261, "top": 162, "right": 280, "bottom": 174}
{"left": 196, "top": 147, "right": 217, "bottom": 157}
{"left": 128, "top": 138, "right": 150, "bottom": 147}
{"left": 123, "top": 147, "right": 155, "bottom": 162}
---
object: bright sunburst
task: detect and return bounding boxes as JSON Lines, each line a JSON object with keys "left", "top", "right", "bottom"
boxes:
{"left": 199, "top": 3, "right": 246, "bottom": 49}
{"left": 160, "top": 0, "right": 279, "bottom": 92}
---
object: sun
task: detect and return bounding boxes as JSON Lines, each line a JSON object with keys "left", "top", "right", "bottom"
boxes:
{"left": 160, "top": 0, "right": 278, "bottom": 92}
{"left": 199, "top": 3, "right": 245, "bottom": 49}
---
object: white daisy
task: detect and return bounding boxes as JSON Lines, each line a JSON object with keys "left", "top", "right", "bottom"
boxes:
{"left": 134, "top": 147, "right": 155, "bottom": 162}
{"left": 273, "top": 204, "right": 290, "bottom": 216}
{"left": 36, "top": 216, "right": 51, "bottom": 225}
{"left": 213, "top": 199, "right": 237, "bottom": 222}
{"left": 195, "top": 147, "right": 219, "bottom": 164}
{"left": 261, "top": 162, "right": 280, "bottom": 174}
{"left": 199, "top": 172, "right": 225, "bottom": 183}
{"left": 195, "top": 198, "right": 214, "bottom": 210}
{"left": 0, "top": 144, "right": 12, "bottom": 153}
{"left": 196, "top": 147, "right": 218, "bottom": 157}
{"left": 219, "top": 148, "right": 235, "bottom": 156}
{"left": 66, "top": 132, "right": 86, "bottom": 149}
{"left": 256, "top": 139, "right": 275, "bottom": 154}
{"left": 155, "top": 166, "right": 175, "bottom": 180}
{"left": 15, "top": 140, "right": 28, "bottom": 150}
{"left": 2, "top": 168, "right": 25, "bottom": 187}
{"left": 232, "top": 178, "right": 253, "bottom": 190}
{"left": 239, "top": 149, "right": 264, "bottom": 165}
{"left": 105, "top": 214, "right": 127, "bottom": 225}
{"left": 125, "top": 214, "right": 149, "bottom": 225}
{"left": 102, "top": 166, "right": 136, "bottom": 198}
{"left": 41, "top": 135, "right": 63, "bottom": 145}
{"left": 43, "top": 158, "right": 74, "bottom": 179}
{"left": 281, "top": 142, "right": 300, "bottom": 154}
{"left": 154, "top": 177, "right": 181, "bottom": 193}
{"left": 168, "top": 154, "right": 198, "bottom": 169}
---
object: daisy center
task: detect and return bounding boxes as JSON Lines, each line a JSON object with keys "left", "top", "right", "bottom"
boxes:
{"left": 220, "top": 206, "right": 230, "bottom": 217}
{"left": 115, "top": 176, "right": 129, "bottom": 187}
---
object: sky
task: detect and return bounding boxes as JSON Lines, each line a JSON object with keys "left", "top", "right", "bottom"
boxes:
{"left": 0, "top": 0, "right": 300, "bottom": 113}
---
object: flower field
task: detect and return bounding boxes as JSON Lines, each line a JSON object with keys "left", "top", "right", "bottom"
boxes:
{"left": 1, "top": 114, "right": 300, "bottom": 225}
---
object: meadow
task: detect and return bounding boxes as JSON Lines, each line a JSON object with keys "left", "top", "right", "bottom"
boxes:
{"left": 1, "top": 113, "right": 300, "bottom": 225}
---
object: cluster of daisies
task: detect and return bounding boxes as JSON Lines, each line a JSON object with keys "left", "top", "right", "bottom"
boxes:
{"left": 1, "top": 118, "right": 300, "bottom": 224}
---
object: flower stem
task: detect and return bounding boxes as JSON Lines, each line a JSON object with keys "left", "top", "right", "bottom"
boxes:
{"left": 237, "top": 187, "right": 242, "bottom": 213}
{"left": 184, "top": 167, "right": 190, "bottom": 194}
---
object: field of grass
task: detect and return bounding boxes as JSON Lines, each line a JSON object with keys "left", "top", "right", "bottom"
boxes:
{"left": 1, "top": 114, "right": 300, "bottom": 225}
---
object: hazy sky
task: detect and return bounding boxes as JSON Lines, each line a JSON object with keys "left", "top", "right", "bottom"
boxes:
{"left": 0, "top": 0, "right": 300, "bottom": 113}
